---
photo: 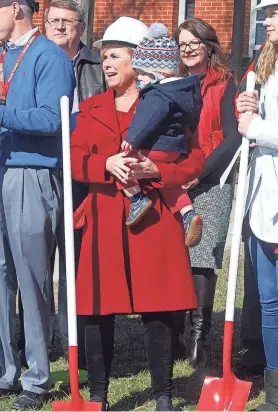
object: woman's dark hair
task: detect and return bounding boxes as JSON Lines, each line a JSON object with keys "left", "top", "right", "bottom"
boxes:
{"left": 175, "top": 18, "right": 231, "bottom": 80}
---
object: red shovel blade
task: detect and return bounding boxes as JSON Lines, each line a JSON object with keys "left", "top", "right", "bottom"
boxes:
{"left": 52, "top": 396, "right": 102, "bottom": 411}
{"left": 52, "top": 346, "right": 102, "bottom": 411}
{"left": 197, "top": 372, "right": 252, "bottom": 411}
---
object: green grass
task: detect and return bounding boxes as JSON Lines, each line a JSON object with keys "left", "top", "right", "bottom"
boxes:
{"left": 0, "top": 251, "right": 265, "bottom": 410}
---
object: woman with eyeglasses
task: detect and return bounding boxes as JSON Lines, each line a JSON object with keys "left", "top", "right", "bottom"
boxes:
{"left": 173, "top": 18, "right": 242, "bottom": 368}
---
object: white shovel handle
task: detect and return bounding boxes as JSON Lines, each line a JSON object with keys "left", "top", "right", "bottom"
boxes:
{"left": 225, "top": 71, "right": 256, "bottom": 322}
{"left": 60, "top": 96, "right": 77, "bottom": 346}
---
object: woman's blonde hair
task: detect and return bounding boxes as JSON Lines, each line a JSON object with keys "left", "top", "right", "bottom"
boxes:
{"left": 100, "top": 43, "right": 134, "bottom": 59}
{"left": 256, "top": 40, "right": 278, "bottom": 84}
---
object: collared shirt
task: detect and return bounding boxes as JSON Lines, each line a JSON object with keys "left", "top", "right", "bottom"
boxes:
{"left": 6, "top": 26, "right": 39, "bottom": 48}
{"left": 71, "top": 50, "right": 80, "bottom": 115}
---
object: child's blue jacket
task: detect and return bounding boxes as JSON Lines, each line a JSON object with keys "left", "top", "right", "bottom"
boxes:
{"left": 125, "top": 75, "right": 202, "bottom": 153}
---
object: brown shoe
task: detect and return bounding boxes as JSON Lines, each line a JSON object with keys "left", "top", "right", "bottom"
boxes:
{"left": 183, "top": 211, "right": 203, "bottom": 247}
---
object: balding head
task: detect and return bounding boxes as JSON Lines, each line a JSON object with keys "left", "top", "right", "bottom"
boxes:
{"left": 0, "top": 0, "right": 34, "bottom": 41}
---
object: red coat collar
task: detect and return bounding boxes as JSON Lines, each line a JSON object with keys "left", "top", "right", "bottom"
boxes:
{"left": 201, "top": 68, "right": 231, "bottom": 96}
{"left": 89, "top": 88, "right": 119, "bottom": 135}
{"left": 87, "top": 88, "right": 138, "bottom": 136}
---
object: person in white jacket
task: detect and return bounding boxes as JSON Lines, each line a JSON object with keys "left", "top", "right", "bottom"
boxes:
{"left": 237, "top": 1, "right": 278, "bottom": 409}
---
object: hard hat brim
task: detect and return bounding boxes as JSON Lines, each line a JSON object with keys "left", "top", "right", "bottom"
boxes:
{"left": 255, "top": 1, "right": 278, "bottom": 9}
{"left": 93, "top": 39, "right": 138, "bottom": 49}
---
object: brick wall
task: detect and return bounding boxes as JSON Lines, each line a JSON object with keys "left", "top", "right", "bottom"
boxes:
{"left": 33, "top": 0, "right": 253, "bottom": 57}
{"left": 33, "top": 0, "right": 49, "bottom": 34}
{"left": 92, "top": 0, "right": 179, "bottom": 42}
{"left": 243, "top": 0, "right": 252, "bottom": 55}
{"left": 194, "top": 0, "right": 234, "bottom": 51}
{"left": 194, "top": 0, "right": 252, "bottom": 56}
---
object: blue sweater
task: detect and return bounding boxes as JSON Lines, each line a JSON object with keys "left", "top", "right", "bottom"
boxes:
{"left": 125, "top": 75, "right": 202, "bottom": 153}
{"left": 0, "top": 34, "right": 75, "bottom": 167}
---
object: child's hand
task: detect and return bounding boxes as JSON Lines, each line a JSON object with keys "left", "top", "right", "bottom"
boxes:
{"left": 121, "top": 141, "right": 133, "bottom": 154}
{"left": 182, "top": 178, "right": 199, "bottom": 191}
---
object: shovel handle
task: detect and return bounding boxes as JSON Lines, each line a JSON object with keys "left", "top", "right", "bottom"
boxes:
{"left": 225, "top": 71, "right": 256, "bottom": 323}
{"left": 223, "top": 72, "right": 256, "bottom": 376}
{"left": 61, "top": 96, "right": 78, "bottom": 347}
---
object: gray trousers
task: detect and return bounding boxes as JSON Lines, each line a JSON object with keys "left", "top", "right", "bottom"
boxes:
{"left": 0, "top": 167, "right": 61, "bottom": 394}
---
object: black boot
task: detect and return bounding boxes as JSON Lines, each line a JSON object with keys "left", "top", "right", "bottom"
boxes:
{"left": 85, "top": 315, "right": 114, "bottom": 404}
{"left": 90, "top": 394, "right": 110, "bottom": 411}
{"left": 172, "top": 311, "right": 186, "bottom": 360}
{"left": 189, "top": 270, "right": 217, "bottom": 369}
{"left": 256, "top": 369, "right": 278, "bottom": 410}
{"left": 143, "top": 313, "right": 175, "bottom": 411}
{"left": 156, "top": 395, "right": 175, "bottom": 411}
{"left": 235, "top": 339, "right": 266, "bottom": 378}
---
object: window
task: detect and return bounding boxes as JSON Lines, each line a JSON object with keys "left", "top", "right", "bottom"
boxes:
{"left": 185, "top": 0, "right": 195, "bottom": 19}
{"left": 249, "top": 0, "right": 266, "bottom": 57}
{"left": 178, "top": 0, "right": 195, "bottom": 25}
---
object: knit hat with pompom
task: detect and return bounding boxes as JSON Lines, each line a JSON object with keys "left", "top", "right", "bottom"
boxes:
{"left": 132, "top": 22, "right": 180, "bottom": 76}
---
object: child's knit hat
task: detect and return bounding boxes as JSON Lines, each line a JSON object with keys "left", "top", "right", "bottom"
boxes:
{"left": 132, "top": 23, "right": 180, "bottom": 76}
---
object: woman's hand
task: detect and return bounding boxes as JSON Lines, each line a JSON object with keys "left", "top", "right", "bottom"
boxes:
{"left": 129, "top": 151, "right": 161, "bottom": 180}
{"left": 182, "top": 178, "right": 199, "bottom": 191}
{"left": 236, "top": 91, "right": 259, "bottom": 114}
{"left": 106, "top": 152, "right": 138, "bottom": 183}
{"left": 238, "top": 113, "right": 257, "bottom": 136}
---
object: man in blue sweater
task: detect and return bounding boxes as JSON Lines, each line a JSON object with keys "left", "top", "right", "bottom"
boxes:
{"left": 0, "top": 0, "right": 74, "bottom": 409}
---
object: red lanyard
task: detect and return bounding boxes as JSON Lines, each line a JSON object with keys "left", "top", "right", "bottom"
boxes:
{"left": 0, "top": 29, "right": 40, "bottom": 104}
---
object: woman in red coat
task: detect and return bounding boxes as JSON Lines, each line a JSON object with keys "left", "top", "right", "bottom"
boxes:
{"left": 70, "top": 16, "right": 204, "bottom": 411}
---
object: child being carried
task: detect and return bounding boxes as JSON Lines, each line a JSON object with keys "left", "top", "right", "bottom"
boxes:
{"left": 118, "top": 22, "right": 204, "bottom": 248}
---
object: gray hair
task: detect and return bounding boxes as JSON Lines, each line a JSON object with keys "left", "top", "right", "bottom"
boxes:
{"left": 44, "top": 0, "right": 85, "bottom": 21}
{"left": 21, "top": 0, "right": 33, "bottom": 19}
{"left": 2, "top": 0, "right": 34, "bottom": 19}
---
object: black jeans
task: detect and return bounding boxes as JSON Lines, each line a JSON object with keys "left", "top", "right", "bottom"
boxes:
{"left": 85, "top": 311, "right": 175, "bottom": 401}
{"left": 240, "top": 241, "right": 266, "bottom": 367}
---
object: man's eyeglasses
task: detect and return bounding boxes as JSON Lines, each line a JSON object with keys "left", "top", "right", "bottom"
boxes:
{"left": 179, "top": 41, "right": 201, "bottom": 52}
{"left": 46, "top": 18, "right": 82, "bottom": 27}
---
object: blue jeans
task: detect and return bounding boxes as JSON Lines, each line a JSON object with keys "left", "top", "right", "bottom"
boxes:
{"left": 249, "top": 231, "right": 278, "bottom": 369}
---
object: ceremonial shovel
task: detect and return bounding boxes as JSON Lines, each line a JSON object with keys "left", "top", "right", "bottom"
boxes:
{"left": 52, "top": 96, "right": 102, "bottom": 411}
{"left": 197, "top": 71, "right": 256, "bottom": 411}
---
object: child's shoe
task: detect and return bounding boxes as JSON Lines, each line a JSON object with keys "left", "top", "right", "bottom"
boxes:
{"left": 126, "top": 193, "right": 153, "bottom": 227}
{"left": 183, "top": 210, "right": 203, "bottom": 247}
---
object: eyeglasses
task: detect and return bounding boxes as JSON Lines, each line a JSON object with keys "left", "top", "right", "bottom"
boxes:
{"left": 179, "top": 41, "right": 201, "bottom": 52}
{"left": 46, "top": 18, "right": 82, "bottom": 27}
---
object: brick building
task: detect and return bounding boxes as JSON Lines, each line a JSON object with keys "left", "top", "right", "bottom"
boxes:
{"left": 34, "top": 0, "right": 266, "bottom": 58}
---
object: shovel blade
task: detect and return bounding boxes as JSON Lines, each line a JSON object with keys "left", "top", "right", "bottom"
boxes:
{"left": 52, "top": 397, "right": 102, "bottom": 411}
{"left": 197, "top": 375, "right": 252, "bottom": 411}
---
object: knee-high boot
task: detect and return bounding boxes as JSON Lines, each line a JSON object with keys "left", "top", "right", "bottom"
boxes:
{"left": 143, "top": 313, "right": 175, "bottom": 411}
{"left": 172, "top": 311, "right": 186, "bottom": 360}
{"left": 256, "top": 369, "right": 278, "bottom": 411}
{"left": 85, "top": 315, "right": 115, "bottom": 410}
{"left": 189, "top": 269, "right": 217, "bottom": 368}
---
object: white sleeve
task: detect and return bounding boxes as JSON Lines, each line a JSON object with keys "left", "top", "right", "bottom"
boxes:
{"left": 247, "top": 115, "right": 278, "bottom": 149}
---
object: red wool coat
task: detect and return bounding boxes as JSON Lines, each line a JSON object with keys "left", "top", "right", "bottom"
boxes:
{"left": 71, "top": 88, "right": 205, "bottom": 315}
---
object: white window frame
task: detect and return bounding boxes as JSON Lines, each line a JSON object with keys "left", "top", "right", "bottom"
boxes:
{"left": 178, "top": 0, "right": 195, "bottom": 25}
{"left": 249, "top": 0, "right": 265, "bottom": 57}
{"left": 179, "top": 0, "right": 186, "bottom": 25}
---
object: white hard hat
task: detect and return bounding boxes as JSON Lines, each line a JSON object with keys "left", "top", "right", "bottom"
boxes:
{"left": 93, "top": 17, "right": 149, "bottom": 49}
{"left": 255, "top": 0, "right": 278, "bottom": 9}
